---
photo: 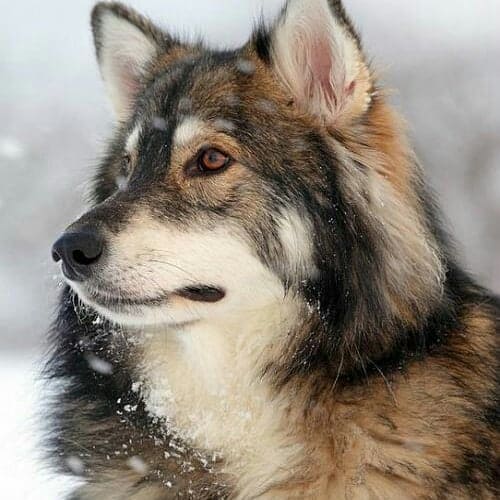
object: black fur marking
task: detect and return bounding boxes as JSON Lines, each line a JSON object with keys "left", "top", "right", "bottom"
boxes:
{"left": 252, "top": 23, "right": 271, "bottom": 64}
{"left": 258, "top": 129, "right": 490, "bottom": 388}
{"left": 327, "top": 0, "right": 363, "bottom": 47}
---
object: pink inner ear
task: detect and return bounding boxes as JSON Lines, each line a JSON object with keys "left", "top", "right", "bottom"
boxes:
{"left": 117, "top": 60, "right": 141, "bottom": 106}
{"left": 346, "top": 80, "right": 356, "bottom": 97}
{"left": 309, "top": 37, "right": 336, "bottom": 104}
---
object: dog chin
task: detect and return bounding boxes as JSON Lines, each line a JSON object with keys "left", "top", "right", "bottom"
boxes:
{"left": 85, "top": 300, "right": 159, "bottom": 327}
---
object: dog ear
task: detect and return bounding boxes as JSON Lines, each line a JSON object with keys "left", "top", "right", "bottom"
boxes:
{"left": 254, "top": 0, "right": 373, "bottom": 127}
{"left": 91, "top": 2, "right": 173, "bottom": 122}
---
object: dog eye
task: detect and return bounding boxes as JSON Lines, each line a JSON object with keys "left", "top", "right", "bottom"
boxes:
{"left": 119, "top": 153, "right": 132, "bottom": 177}
{"left": 185, "top": 148, "right": 233, "bottom": 177}
{"left": 122, "top": 153, "right": 132, "bottom": 170}
{"left": 198, "top": 148, "right": 231, "bottom": 172}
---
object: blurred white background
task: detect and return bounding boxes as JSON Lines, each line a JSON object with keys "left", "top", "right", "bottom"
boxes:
{"left": 0, "top": 0, "right": 499, "bottom": 498}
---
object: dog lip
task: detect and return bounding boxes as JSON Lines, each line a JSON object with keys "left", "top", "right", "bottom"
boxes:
{"left": 174, "top": 285, "right": 226, "bottom": 303}
{"left": 84, "top": 288, "right": 169, "bottom": 307}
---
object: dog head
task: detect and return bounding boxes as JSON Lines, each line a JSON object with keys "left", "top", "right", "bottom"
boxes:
{"left": 53, "top": 0, "right": 445, "bottom": 357}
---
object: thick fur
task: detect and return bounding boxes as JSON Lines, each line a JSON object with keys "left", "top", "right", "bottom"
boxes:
{"left": 44, "top": 1, "right": 499, "bottom": 498}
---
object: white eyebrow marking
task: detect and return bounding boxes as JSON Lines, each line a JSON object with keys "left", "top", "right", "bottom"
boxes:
{"left": 173, "top": 116, "right": 205, "bottom": 147}
{"left": 126, "top": 125, "right": 141, "bottom": 152}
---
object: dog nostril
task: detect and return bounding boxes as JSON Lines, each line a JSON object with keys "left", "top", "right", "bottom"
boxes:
{"left": 72, "top": 248, "right": 102, "bottom": 266}
{"left": 52, "top": 248, "right": 62, "bottom": 263}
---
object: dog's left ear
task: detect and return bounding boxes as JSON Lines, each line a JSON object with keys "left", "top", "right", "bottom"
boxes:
{"left": 254, "top": 0, "right": 373, "bottom": 127}
{"left": 91, "top": 2, "right": 174, "bottom": 122}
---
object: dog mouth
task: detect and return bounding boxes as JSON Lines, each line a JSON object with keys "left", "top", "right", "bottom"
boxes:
{"left": 174, "top": 285, "right": 226, "bottom": 303}
{"left": 81, "top": 284, "right": 225, "bottom": 308}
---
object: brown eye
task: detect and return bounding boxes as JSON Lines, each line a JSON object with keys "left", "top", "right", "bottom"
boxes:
{"left": 198, "top": 148, "right": 230, "bottom": 172}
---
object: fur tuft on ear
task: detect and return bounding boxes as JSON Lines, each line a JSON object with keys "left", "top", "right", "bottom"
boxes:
{"left": 264, "top": 0, "right": 373, "bottom": 126}
{"left": 91, "top": 2, "right": 171, "bottom": 122}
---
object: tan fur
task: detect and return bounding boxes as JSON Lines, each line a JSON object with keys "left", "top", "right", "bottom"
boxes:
{"left": 331, "top": 96, "right": 445, "bottom": 329}
{"left": 250, "top": 306, "right": 498, "bottom": 499}
{"left": 92, "top": 300, "right": 495, "bottom": 500}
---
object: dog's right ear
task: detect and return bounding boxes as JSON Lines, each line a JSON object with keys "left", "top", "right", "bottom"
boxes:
{"left": 251, "top": 0, "right": 372, "bottom": 128}
{"left": 91, "top": 2, "right": 174, "bottom": 122}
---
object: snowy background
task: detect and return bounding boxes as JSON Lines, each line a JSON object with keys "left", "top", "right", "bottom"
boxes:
{"left": 0, "top": 0, "right": 499, "bottom": 498}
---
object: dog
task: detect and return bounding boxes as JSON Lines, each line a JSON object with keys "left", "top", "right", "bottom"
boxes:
{"left": 45, "top": 1, "right": 499, "bottom": 498}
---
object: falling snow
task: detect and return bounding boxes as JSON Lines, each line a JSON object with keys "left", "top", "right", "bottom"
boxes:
{"left": 127, "top": 456, "right": 149, "bottom": 475}
{"left": 131, "top": 381, "right": 142, "bottom": 392}
{"left": 255, "top": 98, "right": 278, "bottom": 114}
{"left": 223, "top": 93, "right": 240, "bottom": 107}
{"left": 84, "top": 353, "right": 113, "bottom": 375}
{"left": 152, "top": 116, "right": 168, "bottom": 131}
{"left": 235, "top": 58, "right": 256, "bottom": 75}
{"left": 213, "top": 118, "right": 236, "bottom": 133}
{"left": 65, "top": 455, "right": 85, "bottom": 475}
{"left": 178, "top": 96, "right": 192, "bottom": 114}
{"left": 0, "top": 137, "right": 25, "bottom": 160}
{"left": 115, "top": 174, "right": 128, "bottom": 191}
{"left": 92, "top": 315, "right": 104, "bottom": 325}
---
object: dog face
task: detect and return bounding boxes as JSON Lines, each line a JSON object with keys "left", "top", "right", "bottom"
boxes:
{"left": 53, "top": 0, "right": 444, "bottom": 349}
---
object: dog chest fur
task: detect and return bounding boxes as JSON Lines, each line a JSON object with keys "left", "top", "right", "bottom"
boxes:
{"left": 137, "top": 297, "right": 308, "bottom": 495}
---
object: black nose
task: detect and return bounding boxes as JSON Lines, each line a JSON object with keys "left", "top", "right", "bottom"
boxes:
{"left": 52, "top": 229, "right": 104, "bottom": 281}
